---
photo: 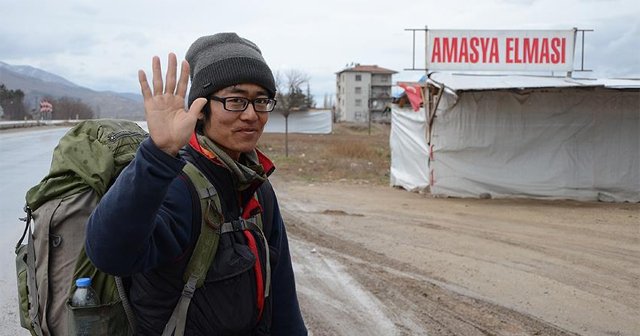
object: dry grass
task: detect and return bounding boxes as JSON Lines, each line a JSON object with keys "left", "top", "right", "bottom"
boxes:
{"left": 327, "top": 141, "right": 377, "bottom": 159}
{"left": 258, "top": 123, "right": 391, "bottom": 185}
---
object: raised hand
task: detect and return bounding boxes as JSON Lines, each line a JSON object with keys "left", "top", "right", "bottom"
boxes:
{"left": 138, "top": 53, "right": 208, "bottom": 156}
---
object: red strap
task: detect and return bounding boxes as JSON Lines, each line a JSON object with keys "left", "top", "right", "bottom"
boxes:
{"left": 256, "top": 149, "right": 275, "bottom": 175}
{"left": 242, "top": 198, "right": 262, "bottom": 219}
{"left": 243, "top": 231, "right": 264, "bottom": 320}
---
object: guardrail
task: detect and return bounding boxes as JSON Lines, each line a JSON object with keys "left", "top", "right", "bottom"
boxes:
{"left": 0, "top": 120, "right": 81, "bottom": 130}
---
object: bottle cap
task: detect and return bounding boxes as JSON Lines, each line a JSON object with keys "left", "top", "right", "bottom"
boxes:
{"left": 75, "top": 277, "right": 92, "bottom": 287}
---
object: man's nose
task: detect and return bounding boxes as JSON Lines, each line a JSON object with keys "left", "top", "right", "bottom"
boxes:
{"left": 240, "top": 103, "right": 259, "bottom": 120}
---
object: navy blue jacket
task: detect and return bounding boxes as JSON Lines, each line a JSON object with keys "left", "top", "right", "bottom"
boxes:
{"left": 86, "top": 138, "right": 307, "bottom": 335}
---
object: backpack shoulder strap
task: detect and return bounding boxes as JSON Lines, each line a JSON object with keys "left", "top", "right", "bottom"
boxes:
{"left": 162, "top": 161, "right": 223, "bottom": 336}
{"left": 180, "top": 161, "right": 224, "bottom": 287}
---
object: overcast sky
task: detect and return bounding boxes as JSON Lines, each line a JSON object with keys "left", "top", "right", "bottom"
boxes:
{"left": 1, "top": 0, "right": 638, "bottom": 101}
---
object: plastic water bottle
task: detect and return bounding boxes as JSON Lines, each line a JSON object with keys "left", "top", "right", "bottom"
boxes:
{"left": 71, "top": 277, "right": 100, "bottom": 307}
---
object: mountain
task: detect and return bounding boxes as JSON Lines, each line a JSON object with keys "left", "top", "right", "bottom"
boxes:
{"left": 0, "top": 62, "right": 79, "bottom": 88}
{"left": 0, "top": 61, "right": 144, "bottom": 120}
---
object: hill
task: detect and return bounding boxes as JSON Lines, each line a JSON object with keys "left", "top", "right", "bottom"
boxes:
{"left": 0, "top": 61, "right": 144, "bottom": 120}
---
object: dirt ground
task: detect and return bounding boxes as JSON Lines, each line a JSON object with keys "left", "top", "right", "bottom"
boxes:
{"left": 2, "top": 123, "right": 636, "bottom": 336}
{"left": 259, "top": 124, "right": 639, "bottom": 336}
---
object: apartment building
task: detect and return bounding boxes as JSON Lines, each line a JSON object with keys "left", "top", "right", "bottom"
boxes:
{"left": 335, "top": 64, "right": 397, "bottom": 123}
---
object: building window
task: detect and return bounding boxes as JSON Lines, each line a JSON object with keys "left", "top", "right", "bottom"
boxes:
{"left": 355, "top": 87, "right": 362, "bottom": 94}
{"left": 381, "top": 76, "right": 389, "bottom": 82}
{"left": 355, "top": 74, "right": 362, "bottom": 81}
{"left": 355, "top": 99, "right": 362, "bottom": 107}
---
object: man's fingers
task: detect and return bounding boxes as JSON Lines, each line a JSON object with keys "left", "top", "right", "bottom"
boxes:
{"left": 188, "top": 97, "right": 208, "bottom": 117}
{"left": 165, "top": 53, "right": 177, "bottom": 95}
{"left": 176, "top": 60, "right": 190, "bottom": 98}
{"left": 151, "top": 56, "right": 163, "bottom": 96}
{"left": 138, "top": 70, "right": 152, "bottom": 100}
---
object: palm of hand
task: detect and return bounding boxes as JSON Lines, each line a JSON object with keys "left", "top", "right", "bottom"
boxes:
{"left": 138, "top": 53, "right": 207, "bottom": 156}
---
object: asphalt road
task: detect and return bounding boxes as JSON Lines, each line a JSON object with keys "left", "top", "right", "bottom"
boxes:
{"left": 0, "top": 127, "right": 71, "bottom": 335}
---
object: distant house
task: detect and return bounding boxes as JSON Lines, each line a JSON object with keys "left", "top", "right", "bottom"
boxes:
{"left": 335, "top": 64, "right": 397, "bottom": 123}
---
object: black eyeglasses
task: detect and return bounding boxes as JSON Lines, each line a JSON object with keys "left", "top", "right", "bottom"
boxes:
{"left": 210, "top": 96, "right": 277, "bottom": 113}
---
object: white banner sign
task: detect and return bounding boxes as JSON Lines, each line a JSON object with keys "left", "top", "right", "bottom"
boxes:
{"left": 427, "top": 29, "right": 576, "bottom": 71}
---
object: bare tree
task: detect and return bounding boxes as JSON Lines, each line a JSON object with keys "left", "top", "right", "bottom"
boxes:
{"left": 275, "top": 70, "right": 310, "bottom": 157}
{"left": 49, "top": 97, "right": 94, "bottom": 120}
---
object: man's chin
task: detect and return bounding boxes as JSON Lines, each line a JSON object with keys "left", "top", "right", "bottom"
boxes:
{"left": 232, "top": 143, "right": 258, "bottom": 155}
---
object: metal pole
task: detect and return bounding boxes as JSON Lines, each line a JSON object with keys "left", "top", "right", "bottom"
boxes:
{"left": 424, "top": 25, "right": 428, "bottom": 75}
{"left": 404, "top": 28, "right": 429, "bottom": 71}
{"left": 368, "top": 85, "right": 372, "bottom": 135}
{"left": 581, "top": 30, "right": 585, "bottom": 71}
{"left": 412, "top": 30, "right": 416, "bottom": 69}
{"left": 368, "top": 100, "right": 371, "bottom": 135}
{"left": 572, "top": 28, "right": 593, "bottom": 73}
{"left": 424, "top": 25, "right": 429, "bottom": 140}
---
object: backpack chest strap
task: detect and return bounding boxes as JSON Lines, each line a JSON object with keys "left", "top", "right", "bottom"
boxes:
{"left": 220, "top": 215, "right": 271, "bottom": 299}
{"left": 220, "top": 217, "right": 258, "bottom": 234}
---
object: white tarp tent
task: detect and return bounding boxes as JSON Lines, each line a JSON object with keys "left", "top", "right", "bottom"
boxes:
{"left": 263, "top": 109, "right": 332, "bottom": 134}
{"left": 390, "top": 105, "right": 430, "bottom": 191}
{"left": 391, "top": 73, "right": 640, "bottom": 202}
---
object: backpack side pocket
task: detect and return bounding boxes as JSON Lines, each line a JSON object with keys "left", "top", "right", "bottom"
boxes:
{"left": 67, "top": 299, "right": 131, "bottom": 336}
{"left": 15, "top": 243, "right": 32, "bottom": 332}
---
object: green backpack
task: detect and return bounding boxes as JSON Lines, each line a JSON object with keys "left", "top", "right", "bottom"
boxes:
{"left": 15, "top": 119, "right": 251, "bottom": 336}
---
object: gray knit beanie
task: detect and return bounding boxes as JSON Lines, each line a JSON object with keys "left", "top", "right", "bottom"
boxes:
{"left": 186, "top": 33, "right": 276, "bottom": 107}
